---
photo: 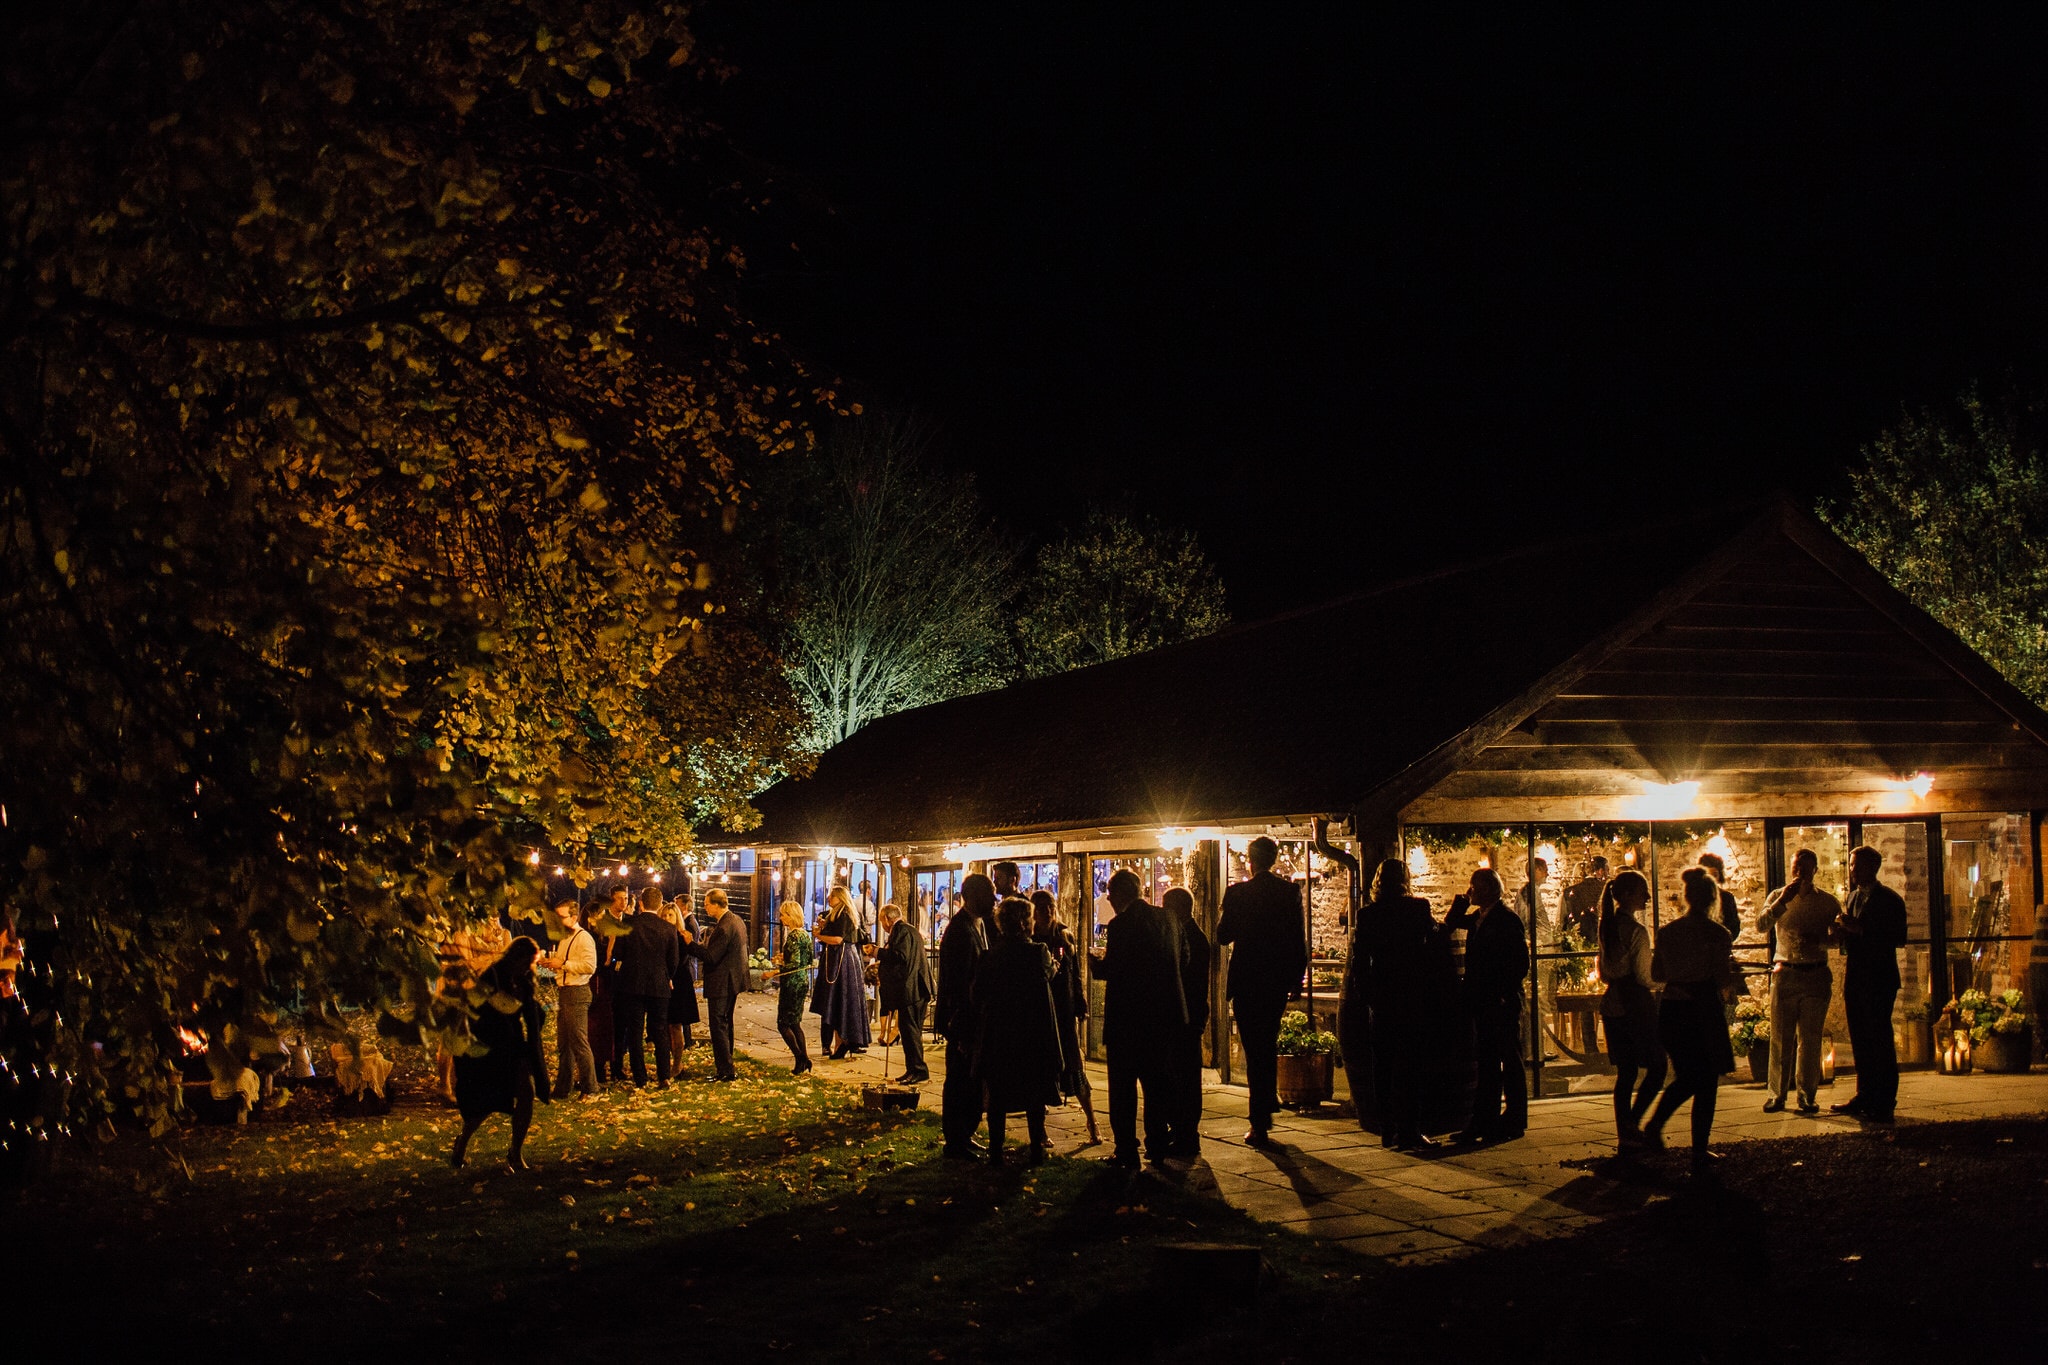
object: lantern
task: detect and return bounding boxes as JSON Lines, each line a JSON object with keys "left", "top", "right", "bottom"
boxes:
{"left": 1820, "top": 1036, "right": 1835, "bottom": 1084}
{"left": 1939, "top": 1029, "right": 1974, "bottom": 1075}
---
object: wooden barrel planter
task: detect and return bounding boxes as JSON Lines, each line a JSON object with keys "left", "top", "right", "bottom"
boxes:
{"left": 1276, "top": 1053, "right": 1333, "bottom": 1108}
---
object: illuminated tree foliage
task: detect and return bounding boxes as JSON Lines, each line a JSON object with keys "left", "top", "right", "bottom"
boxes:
{"left": 779, "top": 416, "right": 1012, "bottom": 748}
{"left": 1823, "top": 389, "right": 2048, "bottom": 706}
{"left": 0, "top": 0, "right": 817, "bottom": 1127}
{"left": 1013, "top": 511, "right": 1230, "bottom": 676}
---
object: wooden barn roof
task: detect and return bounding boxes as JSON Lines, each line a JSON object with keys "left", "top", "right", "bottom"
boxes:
{"left": 745, "top": 498, "right": 2048, "bottom": 847}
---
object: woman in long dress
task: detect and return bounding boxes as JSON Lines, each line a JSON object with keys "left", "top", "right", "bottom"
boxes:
{"left": 1031, "top": 889, "right": 1100, "bottom": 1145}
{"left": 973, "top": 896, "right": 1066, "bottom": 1164}
{"left": 775, "top": 901, "right": 816, "bottom": 1073}
{"left": 452, "top": 937, "right": 551, "bottom": 1171}
{"left": 1598, "top": 869, "right": 1665, "bottom": 1147}
{"left": 810, "top": 886, "right": 871, "bottom": 1059}
{"left": 1642, "top": 868, "right": 1741, "bottom": 1173}
{"left": 662, "top": 895, "right": 701, "bottom": 1061}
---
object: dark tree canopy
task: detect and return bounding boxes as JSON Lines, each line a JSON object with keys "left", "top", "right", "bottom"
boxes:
{"left": 1013, "top": 511, "right": 1230, "bottom": 676}
{"left": 0, "top": 0, "right": 818, "bottom": 1125}
{"left": 1823, "top": 389, "right": 2048, "bottom": 706}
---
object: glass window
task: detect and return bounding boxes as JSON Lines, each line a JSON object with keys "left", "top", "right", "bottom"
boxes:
{"left": 1943, "top": 812, "right": 2028, "bottom": 1002}
{"left": 1860, "top": 821, "right": 1937, "bottom": 1066}
{"left": 914, "top": 868, "right": 961, "bottom": 940}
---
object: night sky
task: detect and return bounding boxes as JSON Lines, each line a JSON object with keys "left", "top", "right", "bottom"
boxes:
{"left": 703, "top": 6, "right": 2048, "bottom": 618}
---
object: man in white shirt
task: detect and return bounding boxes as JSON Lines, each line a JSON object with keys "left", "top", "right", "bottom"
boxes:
{"left": 1755, "top": 849, "right": 1842, "bottom": 1115}
{"left": 541, "top": 899, "right": 600, "bottom": 1099}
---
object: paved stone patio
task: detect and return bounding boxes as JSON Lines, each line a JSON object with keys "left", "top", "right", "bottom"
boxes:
{"left": 733, "top": 993, "right": 2048, "bottom": 1265}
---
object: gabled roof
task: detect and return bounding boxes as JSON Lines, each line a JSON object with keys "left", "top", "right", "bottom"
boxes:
{"left": 747, "top": 498, "right": 2048, "bottom": 847}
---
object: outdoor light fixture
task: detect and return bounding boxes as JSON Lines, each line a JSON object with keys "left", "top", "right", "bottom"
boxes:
{"left": 554, "top": 866, "right": 565, "bottom": 876}
{"left": 1535, "top": 843, "right": 1560, "bottom": 866}
{"left": 1704, "top": 831, "right": 1735, "bottom": 860}
{"left": 1406, "top": 845, "right": 1430, "bottom": 878}
{"left": 1623, "top": 780, "right": 1701, "bottom": 820}
{"left": 526, "top": 850, "right": 541, "bottom": 866}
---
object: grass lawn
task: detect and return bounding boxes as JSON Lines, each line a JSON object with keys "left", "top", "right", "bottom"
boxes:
{"left": 12, "top": 1050, "right": 2048, "bottom": 1363}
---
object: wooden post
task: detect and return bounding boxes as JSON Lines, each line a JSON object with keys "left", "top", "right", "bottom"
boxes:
{"left": 1192, "top": 840, "right": 1226, "bottom": 1071}
{"left": 1345, "top": 810, "right": 1400, "bottom": 1133}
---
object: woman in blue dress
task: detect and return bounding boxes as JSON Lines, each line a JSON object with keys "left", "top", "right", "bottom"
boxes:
{"left": 809, "top": 886, "right": 872, "bottom": 1059}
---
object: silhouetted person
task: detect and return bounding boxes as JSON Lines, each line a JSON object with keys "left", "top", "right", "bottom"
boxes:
{"left": 1642, "top": 868, "right": 1740, "bottom": 1173}
{"left": 1835, "top": 844, "right": 1907, "bottom": 1122}
{"left": 936, "top": 873, "right": 994, "bottom": 1159}
{"left": 971, "top": 896, "right": 1066, "bottom": 1165}
{"left": 1352, "top": 858, "right": 1439, "bottom": 1149}
{"left": 686, "top": 888, "right": 748, "bottom": 1082}
{"left": 878, "top": 901, "right": 933, "bottom": 1083}
{"left": 1696, "top": 851, "right": 1742, "bottom": 940}
{"left": 1756, "top": 848, "right": 1841, "bottom": 1114}
{"left": 613, "top": 885, "right": 681, "bottom": 1087}
{"left": 1089, "top": 868, "right": 1192, "bottom": 1167}
{"left": 1448, "top": 867, "right": 1528, "bottom": 1142}
{"left": 1033, "top": 889, "right": 1100, "bottom": 1145}
{"left": 1215, "top": 836, "right": 1308, "bottom": 1147}
{"left": 452, "top": 937, "right": 550, "bottom": 1171}
{"left": 1164, "top": 886, "right": 1210, "bottom": 1158}
{"left": 1563, "top": 856, "right": 1608, "bottom": 943}
{"left": 1597, "top": 869, "right": 1665, "bottom": 1147}
{"left": 991, "top": 859, "right": 1024, "bottom": 902}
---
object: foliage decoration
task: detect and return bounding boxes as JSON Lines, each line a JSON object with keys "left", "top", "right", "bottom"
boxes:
{"left": 0, "top": 0, "right": 820, "bottom": 1129}
{"left": 1276, "top": 1010, "right": 1338, "bottom": 1057}
{"left": 1954, "top": 988, "right": 2029, "bottom": 1044}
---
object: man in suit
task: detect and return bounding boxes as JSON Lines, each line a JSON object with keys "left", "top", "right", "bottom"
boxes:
{"left": 685, "top": 888, "right": 749, "bottom": 1082}
{"left": 1447, "top": 867, "right": 1529, "bottom": 1142}
{"left": 935, "top": 873, "right": 993, "bottom": 1159}
{"left": 1834, "top": 844, "right": 1908, "bottom": 1122}
{"left": 1089, "top": 868, "right": 1192, "bottom": 1168}
{"left": 1215, "top": 837, "right": 1309, "bottom": 1147}
{"left": 613, "top": 885, "right": 681, "bottom": 1087}
{"left": 1163, "top": 886, "right": 1210, "bottom": 1158}
{"left": 877, "top": 900, "right": 933, "bottom": 1083}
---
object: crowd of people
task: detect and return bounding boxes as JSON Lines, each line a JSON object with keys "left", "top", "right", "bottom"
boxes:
{"left": 1349, "top": 840, "right": 1911, "bottom": 1177}
{"left": 441, "top": 837, "right": 1915, "bottom": 1177}
{"left": 442, "top": 882, "right": 752, "bottom": 1169}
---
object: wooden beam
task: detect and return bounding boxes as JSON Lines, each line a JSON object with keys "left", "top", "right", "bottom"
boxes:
{"left": 1403, "top": 786, "right": 2048, "bottom": 823}
{"left": 1464, "top": 743, "right": 2048, "bottom": 773}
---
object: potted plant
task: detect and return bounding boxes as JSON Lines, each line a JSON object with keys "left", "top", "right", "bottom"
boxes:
{"left": 747, "top": 947, "right": 771, "bottom": 994}
{"left": 1730, "top": 997, "right": 1771, "bottom": 1084}
{"left": 1275, "top": 1010, "right": 1337, "bottom": 1108}
{"left": 1958, "top": 988, "right": 2034, "bottom": 1073}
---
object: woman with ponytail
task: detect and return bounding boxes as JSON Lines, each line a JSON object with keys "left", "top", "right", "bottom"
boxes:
{"left": 1597, "top": 868, "right": 1664, "bottom": 1146}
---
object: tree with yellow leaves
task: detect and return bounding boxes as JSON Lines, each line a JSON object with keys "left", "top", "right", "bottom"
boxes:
{"left": 0, "top": 0, "right": 816, "bottom": 1129}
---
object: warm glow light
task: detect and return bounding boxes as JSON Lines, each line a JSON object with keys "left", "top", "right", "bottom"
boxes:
{"left": 652, "top": 873, "right": 663, "bottom": 883}
{"left": 1623, "top": 848, "right": 1638, "bottom": 867}
{"left": 526, "top": 850, "right": 542, "bottom": 866}
{"left": 1703, "top": 832, "right": 1734, "bottom": 860}
{"left": 616, "top": 865, "right": 629, "bottom": 878}
{"left": 553, "top": 866, "right": 565, "bottom": 876}
{"left": 1406, "top": 845, "right": 1430, "bottom": 878}
{"left": 1535, "top": 843, "right": 1560, "bottom": 866}
{"left": 1476, "top": 855, "right": 1491, "bottom": 870}
{"left": 1885, "top": 772, "right": 1935, "bottom": 799}
{"left": 1622, "top": 780, "right": 1701, "bottom": 819}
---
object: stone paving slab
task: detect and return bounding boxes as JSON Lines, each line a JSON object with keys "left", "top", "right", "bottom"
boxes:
{"left": 731, "top": 992, "right": 2047, "bottom": 1262}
